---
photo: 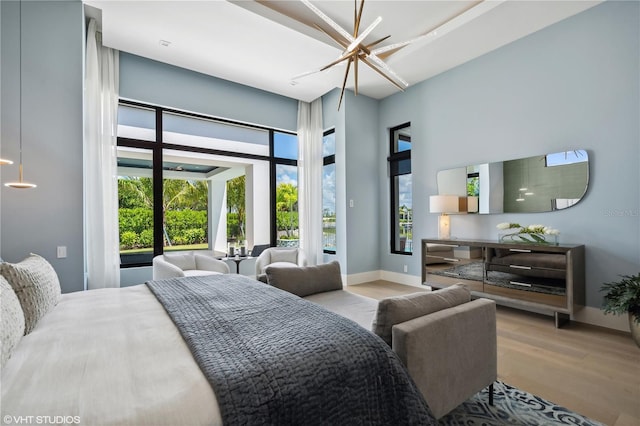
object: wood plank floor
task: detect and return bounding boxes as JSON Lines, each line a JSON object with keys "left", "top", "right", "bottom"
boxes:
{"left": 347, "top": 280, "right": 640, "bottom": 426}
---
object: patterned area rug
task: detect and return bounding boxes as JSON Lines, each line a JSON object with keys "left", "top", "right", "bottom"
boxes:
{"left": 439, "top": 381, "right": 604, "bottom": 425}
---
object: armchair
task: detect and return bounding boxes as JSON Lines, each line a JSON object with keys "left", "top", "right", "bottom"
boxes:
{"left": 152, "top": 251, "right": 230, "bottom": 280}
{"left": 255, "top": 247, "right": 307, "bottom": 282}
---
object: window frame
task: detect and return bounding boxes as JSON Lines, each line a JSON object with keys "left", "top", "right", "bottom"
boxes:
{"left": 388, "top": 122, "right": 412, "bottom": 255}
{"left": 322, "top": 128, "right": 336, "bottom": 255}
{"left": 270, "top": 130, "right": 299, "bottom": 246}
{"left": 117, "top": 99, "right": 283, "bottom": 268}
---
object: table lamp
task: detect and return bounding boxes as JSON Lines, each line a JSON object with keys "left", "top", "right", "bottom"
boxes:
{"left": 429, "top": 195, "right": 465, "bottom": 239}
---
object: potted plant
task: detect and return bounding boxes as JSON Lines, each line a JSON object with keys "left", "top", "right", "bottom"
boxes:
{"left": 600, "top": 273, "right": 640, "bottom": 348}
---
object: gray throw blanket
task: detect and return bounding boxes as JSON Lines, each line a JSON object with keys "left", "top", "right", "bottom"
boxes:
{"left": 147, "top": 274, "right": 435, "bottom": 426}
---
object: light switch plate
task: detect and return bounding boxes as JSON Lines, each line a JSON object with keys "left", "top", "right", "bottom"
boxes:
{"left": 57, "top": 246, "right": 67, "bottom": 258}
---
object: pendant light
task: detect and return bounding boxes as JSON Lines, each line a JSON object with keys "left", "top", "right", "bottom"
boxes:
{"left": 5, "top": 0, "right": 36, "bottom": 189}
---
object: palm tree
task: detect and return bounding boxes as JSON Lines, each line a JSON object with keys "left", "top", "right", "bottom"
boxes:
{"left": 119, "top": 177, "right": 207, "bottom": 246}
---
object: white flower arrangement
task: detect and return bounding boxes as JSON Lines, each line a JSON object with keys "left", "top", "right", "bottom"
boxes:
{"left": 496, "top": 222, "right": 559, "bottom": 244}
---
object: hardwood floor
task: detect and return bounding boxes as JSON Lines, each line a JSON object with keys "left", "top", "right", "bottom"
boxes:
{"left": 347, "top": 280, "right": 640, "bottom": 426}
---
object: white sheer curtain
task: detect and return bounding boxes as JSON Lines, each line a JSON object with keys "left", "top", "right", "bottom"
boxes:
{"left": 84, "top": 19, "right": 120, "bottom": 289}
{"left": 297, "top": 98, "right": 323, "bottom": 266}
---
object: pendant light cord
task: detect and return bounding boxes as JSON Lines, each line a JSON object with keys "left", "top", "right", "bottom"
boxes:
{"left": 4, "top": 0, "right": 35, "bottom": 188}
{"left": 19, "top": 0, "right": 23, "bottom": 167}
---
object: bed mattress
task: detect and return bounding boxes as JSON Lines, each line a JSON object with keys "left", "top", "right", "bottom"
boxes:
{"left": 0, "top": 285, "right": 221, "bottom": 425}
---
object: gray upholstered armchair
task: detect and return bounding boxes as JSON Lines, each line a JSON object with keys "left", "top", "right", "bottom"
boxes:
{"left": 152, "top": 251, "right": 230, "bottom": 280}
{"left": 255, "top": 247, "right": 306, "bottom": 282}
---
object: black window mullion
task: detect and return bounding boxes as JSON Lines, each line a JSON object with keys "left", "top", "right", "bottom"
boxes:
{"left": 389, "top": 123, "right": 411, "bottom": 255}
{"left": 269, "top": 130, "right": 277, "bottom": 247}
{"left": 153, "top": 107, "right": 164, "bottom": 257}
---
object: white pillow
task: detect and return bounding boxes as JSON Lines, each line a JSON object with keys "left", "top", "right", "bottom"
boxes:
{"left": 270, "top": 249, "right": 298, "bottom": 264}
{"left": 1, "top": 254, "right": 61, "bottom": 334}
{"left": 1, "top": 275, "right": 25, "bottom": 368}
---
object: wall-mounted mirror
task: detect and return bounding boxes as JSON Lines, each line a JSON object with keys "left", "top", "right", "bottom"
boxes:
{"left": 437, "top": 150, "right": 589, "bottom": 213}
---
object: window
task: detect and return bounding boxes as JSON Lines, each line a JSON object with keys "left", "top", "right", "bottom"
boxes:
{"left": 389, "top": 123, "right": 412, "bottom": 254}
{"left": 272, "top": 131, "right": 299, "bottom": 248}
{"left": 117, "top": 101, "right": 274, "bottom": 267}
{"left": 117, "top": 148, "right": 155, "bottom": 266}
{"left": 322, "top": 129, "right": 336, "bottom": 254}
{"left": 161, "top": 156, "right": 211, "bottom": 252}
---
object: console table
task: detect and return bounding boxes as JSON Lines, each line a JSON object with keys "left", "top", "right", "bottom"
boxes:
{"left": 421, "top": 238, "right": 585, "bottom": 327}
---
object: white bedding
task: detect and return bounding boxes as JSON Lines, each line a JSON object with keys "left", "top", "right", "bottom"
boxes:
{"left": 0, "top": 285, "right": 222, "bottom": 426}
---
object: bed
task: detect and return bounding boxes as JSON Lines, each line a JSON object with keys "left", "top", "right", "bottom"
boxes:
{"left": 1, "top": 255, "right": 435, "bottom": 425}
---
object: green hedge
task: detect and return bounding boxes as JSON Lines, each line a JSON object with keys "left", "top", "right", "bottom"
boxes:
{"left": 120, "top": 208, "right": 301, "bottom": 250}
{"left": 119, "top": 208, "right": 208, "bottom": 250}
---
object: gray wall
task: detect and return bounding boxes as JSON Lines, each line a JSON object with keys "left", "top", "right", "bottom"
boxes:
{"left": 322, "top": 89, "right": 380, "bottom": 276}
{"left": 1, "top": 1, "right": 84, "bottom": 293}
{"left": 344, "top": 92, "right": 380, "bottom": 275}
{"left": 120, "top": 53, "right": 298, "bottom": 132}
{"left": 378, "top": 0, "right": 640, "bottom": 308}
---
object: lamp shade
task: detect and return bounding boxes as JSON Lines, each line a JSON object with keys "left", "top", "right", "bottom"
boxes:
{"left": 429, "top": 195, "right": 461, "bottom": 214}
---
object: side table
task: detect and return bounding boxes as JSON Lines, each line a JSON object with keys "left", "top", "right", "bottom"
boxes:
{"left": 219, "top": 256, "right": 254, "bottom": 274}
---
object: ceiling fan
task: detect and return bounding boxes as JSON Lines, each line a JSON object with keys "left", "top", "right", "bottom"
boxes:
{"left": 297, "top": 0, "right": 423, "bottom": 109}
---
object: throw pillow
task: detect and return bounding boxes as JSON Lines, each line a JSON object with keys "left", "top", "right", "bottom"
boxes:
{"left": 266, "top": 261, "right": 343, "bottom": 297}
{"left": 269, "top": 249, "right": 298, "bottom": 264}
{"left": 1, "top": 275, "right": 25, "bottom": 369}
{"left": 372, "top": 284, "right": 471, "bottom": 346}
{"left": 164, "top": 252, "right": 196, "bottom": 271}
{"left": 1, "top": 254, "right": 62, "bottom": 334}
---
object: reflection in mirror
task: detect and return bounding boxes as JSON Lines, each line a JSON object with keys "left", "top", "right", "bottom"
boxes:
{"left": 436, "top": 150, "right": 589, "bottom": 214}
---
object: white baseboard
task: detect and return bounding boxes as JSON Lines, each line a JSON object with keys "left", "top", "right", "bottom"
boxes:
{"left": 345, "top": 270, "right": 631, "bottom": 333}
{"left": 379, "top": 271, "right": 422, "bottom": 287}
{"left": 573, "top": 306, "right": 630, "bottom": 332}
{"left": 345, "top": 270, "right": 383, "bottom": 286}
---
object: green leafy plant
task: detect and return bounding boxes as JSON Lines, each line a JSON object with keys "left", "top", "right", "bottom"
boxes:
{"left": 496, "top": 222, "right": 559, "bottom": 244}
{"left": 601, "top": 273, "right": 640, "bottom": 324}
{"left": 120, "top": 231, "right": 139, "bottom": 250}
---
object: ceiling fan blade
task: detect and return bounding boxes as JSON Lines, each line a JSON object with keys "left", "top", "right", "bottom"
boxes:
{"left": 301, "top": 0, "right": 355, "bottom": 43}
{"left": 338, "top": 58, "right": 353, "bottom": 110}
{"left": 360, "top": 55, "right": 405, "bottom": 92}
{"left": 347, "top": 16, "right": 381, "bottom": 53}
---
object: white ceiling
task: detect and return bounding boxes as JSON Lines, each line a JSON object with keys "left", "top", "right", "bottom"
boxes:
{"left": 84, "top": 0, "right": 602, "bottom": 103}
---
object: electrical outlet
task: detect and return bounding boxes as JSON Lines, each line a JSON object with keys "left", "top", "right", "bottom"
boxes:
{"left": 403, "top": 264, "right": 408, "bottom": 273}
{"left": 57, "top": 246, "right": 67, "bottom": 259}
